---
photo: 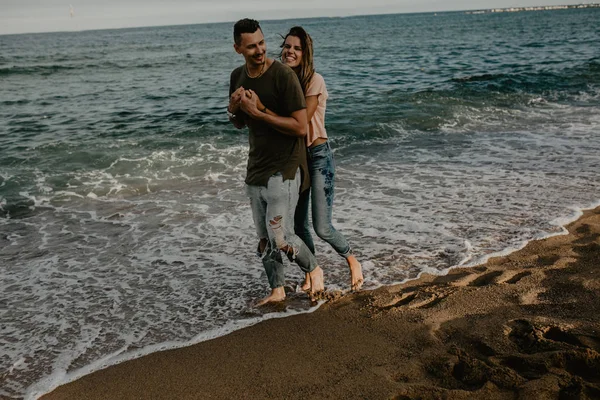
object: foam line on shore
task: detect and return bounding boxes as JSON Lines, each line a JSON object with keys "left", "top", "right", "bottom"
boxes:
{"left": 455, "top": 199, "right": 600, "bottom": 270}
{"left": 26, "top": 302, "right": 324, "bottom": 400}
{"left": 27, "top": 199, "right": 600, "bottom": 400}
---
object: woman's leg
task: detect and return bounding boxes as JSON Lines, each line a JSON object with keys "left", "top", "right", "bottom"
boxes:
{"left": 294, "top": 185, "right": 315, "bottom": 254}
{"left": 294, "top": 185, "right": 314, "bottom": 291}
{"left": 309, "top": 142, "right": 363, "bottom": 290}
{"left": 309, "top": 143, "right": 350, "bottom": 255}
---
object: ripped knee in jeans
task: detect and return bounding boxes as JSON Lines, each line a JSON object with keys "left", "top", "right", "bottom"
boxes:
{"left": 269, "top": 215, "right": 299, "bottom": 261}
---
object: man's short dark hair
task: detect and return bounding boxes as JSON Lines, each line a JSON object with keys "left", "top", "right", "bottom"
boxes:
{"left": 234, "top": 18, "right": 261, "bottom": 46}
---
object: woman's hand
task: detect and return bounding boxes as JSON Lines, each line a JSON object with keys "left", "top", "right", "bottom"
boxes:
{"left": 240, "top": 89, "right": 266, "bottom": 120}
{"left": 228, "top": 86, "right": 245, "bottom": 114}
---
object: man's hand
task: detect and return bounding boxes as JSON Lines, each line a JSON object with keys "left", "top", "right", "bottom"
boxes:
{"left": 240, "top": 89, "right": 265, "bottom": 120}
{"left": 253, "top": 91, "right": 266, "bottom": 114}
{"left": 228, "top": 86, "right": 245, "bottom": 114}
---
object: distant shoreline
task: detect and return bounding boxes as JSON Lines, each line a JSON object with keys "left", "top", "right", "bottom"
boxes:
{"left": 2, "top": 4, "right": 599, "bottom": 37}
{"left": 465, "top": 3, "right": 600, "bottom": 14}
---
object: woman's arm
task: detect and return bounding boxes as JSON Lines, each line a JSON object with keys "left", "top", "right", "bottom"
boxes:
{"left": 305, "top": 95, "right": 319, "bottom": 123}
{"left": 260, "top": 108, "right": 308, "bottom": 137}
{"left": 241, "top": 90, "right": 307, "bottom": 137}
{"left": 254, "top": 93, "right": 318, "bottom": 123}
{"left": 228, "top": 86, "right": 246, "bottom": 129}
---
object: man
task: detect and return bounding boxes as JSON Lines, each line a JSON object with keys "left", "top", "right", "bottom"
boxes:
{"left": 228, "top": 18, "right": 324, "bottom": 306}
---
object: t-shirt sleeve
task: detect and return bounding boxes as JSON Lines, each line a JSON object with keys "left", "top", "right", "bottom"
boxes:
{"left": 229, "top": 67, "right": 243, "bottom": 96}
{"left": 279, "top": 67, "right": 306, "bottom": 115}
{"left": 306, "top": 73, "right": 326, "bottom": 98}
{"left": 229, "top": 70, "right": 237, "bottom": 96}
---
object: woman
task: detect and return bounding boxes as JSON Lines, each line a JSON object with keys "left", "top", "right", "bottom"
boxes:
{"left": 251, "top": 26, "right": 363, "bottom": 291}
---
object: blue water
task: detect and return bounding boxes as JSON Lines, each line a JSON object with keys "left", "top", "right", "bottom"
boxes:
{"left": 1, "top": 9, "right": 599, "bottom": 399}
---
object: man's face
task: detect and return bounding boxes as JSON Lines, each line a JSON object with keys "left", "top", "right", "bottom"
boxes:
{"left": 234, "top": 29, "right": 266, "bottom": 68}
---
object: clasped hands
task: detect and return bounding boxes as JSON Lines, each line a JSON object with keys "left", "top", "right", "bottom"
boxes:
{"left": 228, "top": 87, "right": 266, "bottom": 119}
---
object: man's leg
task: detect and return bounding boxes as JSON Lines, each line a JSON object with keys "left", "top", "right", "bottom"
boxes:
{"left": 258, "top": 241, "right": 286, "bottom": 305}
{"left": 246, "top": 184, "right": 286, "bottom": 305}
{"left": 265, "top": 171, "right": 324, "bottom": 294}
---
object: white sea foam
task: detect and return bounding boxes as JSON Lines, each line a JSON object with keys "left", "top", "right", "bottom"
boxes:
{"left": 24, "top": 303, "right": 324, "bottom": 400}
{"left": 3, "top": 47, "right": 600, "bottom": 400}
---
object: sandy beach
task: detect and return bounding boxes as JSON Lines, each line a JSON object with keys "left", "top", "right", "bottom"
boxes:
{"left": 41, "top": 206, "right": 600, "bottom": 400}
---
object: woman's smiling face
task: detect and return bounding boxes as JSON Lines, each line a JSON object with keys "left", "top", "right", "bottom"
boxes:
{"left": 281, "top": 35, "right": 302, "bottom": 68}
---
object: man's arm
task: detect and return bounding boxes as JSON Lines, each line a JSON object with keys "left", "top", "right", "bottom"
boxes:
{"left": 240, "top": 90, "right": 307, "bottom": 137}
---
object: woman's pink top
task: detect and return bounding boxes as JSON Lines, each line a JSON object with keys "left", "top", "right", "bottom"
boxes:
{"left": 305, "top": 72, "right": 328, "bottom": 147}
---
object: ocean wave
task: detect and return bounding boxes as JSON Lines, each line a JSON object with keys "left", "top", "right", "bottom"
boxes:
{"left": 0, "top": 64, "right": 77, "bottom": 77}
{"left": 1, "top": 99, "right": 31, "bottom": 106}
{"left": 451, "top": 73, "right": 508, "bottom": 82}
{"left": 365, "top": 83, "right": 599, "bottom": 135}
{"left": 450, "top": 58, "right": 600, "bottom": 97}
{"left": 0, "top": 60, "right": 160, "bottom": 77}
{"left": 0, "top": 197, "right": 35, "bottom": 219}
{"left": 575, "top": 58, "right": 600, "bottom": 80}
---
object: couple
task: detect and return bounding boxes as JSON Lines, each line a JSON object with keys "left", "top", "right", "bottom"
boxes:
{"left": 227, "top": 19, "right": 363, "bottom": 306}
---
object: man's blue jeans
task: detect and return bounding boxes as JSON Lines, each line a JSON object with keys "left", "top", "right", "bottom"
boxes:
{"left": 294, "top": 142, "right": 352, "bottom": 258}
{"left": 246, "top": 169, "right": 318, "bottom": 289}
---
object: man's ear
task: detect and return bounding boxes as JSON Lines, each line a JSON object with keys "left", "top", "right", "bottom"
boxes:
{"left": 234, "top": 43, "right": 241, "bottom": 54}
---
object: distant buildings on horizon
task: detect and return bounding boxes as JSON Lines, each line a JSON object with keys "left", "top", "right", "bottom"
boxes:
{"left": 465, "top": 3, "right": 599, "bottom": 14}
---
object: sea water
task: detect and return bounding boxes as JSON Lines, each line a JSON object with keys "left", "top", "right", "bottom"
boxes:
{"left": 1, "top": 9, "right": 599, "bottom": 399}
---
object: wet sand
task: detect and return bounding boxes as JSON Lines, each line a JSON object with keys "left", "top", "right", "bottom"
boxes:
{"left": 42, "top": 207, "right": 600, "bottom": 399}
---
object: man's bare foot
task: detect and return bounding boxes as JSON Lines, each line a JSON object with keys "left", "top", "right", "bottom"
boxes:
{"left": 347, "top": 255, "right": 363, "bottom": 291}
{"left": 300, "top": 273, "right": 311, "bottom": 292}
{"left": 256, "top": 287, "right": 285, "bottom": 306}
{"left": 309, "top": 266, "right": 324, "bottom": 297}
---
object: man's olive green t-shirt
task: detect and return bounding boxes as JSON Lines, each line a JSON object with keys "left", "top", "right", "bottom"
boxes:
{"left": 230, "top": 61, "right": 309, "bottom": 192}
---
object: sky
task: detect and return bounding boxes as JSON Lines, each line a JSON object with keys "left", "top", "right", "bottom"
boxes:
{"left": 0, "top": 0, "right": 594, "bottom": 35}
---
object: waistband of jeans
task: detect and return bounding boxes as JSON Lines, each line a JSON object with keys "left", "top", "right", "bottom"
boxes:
{"left": 307, "top": 141, "right": 329, "bottom": 156}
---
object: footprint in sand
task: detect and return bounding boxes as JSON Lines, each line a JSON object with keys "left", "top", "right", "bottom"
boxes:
{"left": 381, "top": 292, "right": 417, "bottom": 310}
{"left": 507, "top": 319, "right": 600, "bottom": 353}
{"left": 468, "top": 271, "right": 504, "bottom": 286}
{"left": 501, "top": 271, "right": 532, "bottom": 284}
{"left": 408, "top": 288, "right": 456, "bottom": 309}
{"left": 380, "top": 287, "right": 454, "bottom": 310}
{"left": 450, "top": 269, "right": 533, "bottom": 287}
{"left": 505, "top": 319, "right": 600, "bottom": 387}
{"left": 449, "top": 268, "right": 500, "bottom": 287}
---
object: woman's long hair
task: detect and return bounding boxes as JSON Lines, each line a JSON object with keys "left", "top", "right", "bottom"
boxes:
{"left": 280, "top": 26, "right": 315, "bottom": 94}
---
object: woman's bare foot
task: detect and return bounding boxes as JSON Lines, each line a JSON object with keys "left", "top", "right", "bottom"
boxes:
{"left": 309, "top": 266, "right": 324, "bottom": 297}
{"left": 256, "top": 287, "right": 286, "bottom": 306}
{"left": 300, "top": 273, "right": 311, "bottom": 292}
{"left": 347, "top": 255, "right": 363, "bottom": 291}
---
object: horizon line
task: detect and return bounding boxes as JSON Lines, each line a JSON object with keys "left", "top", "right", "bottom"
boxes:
{"left": 1, "top": 3, "right": 598, "bottom": 37}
